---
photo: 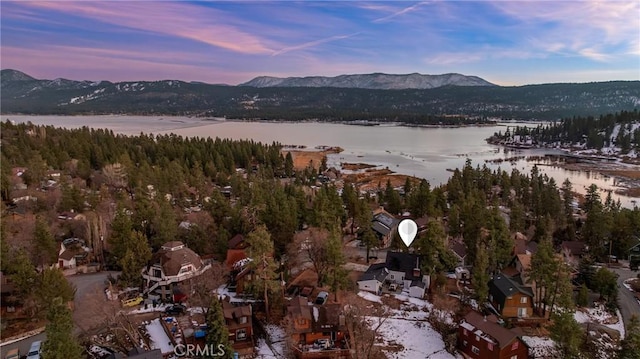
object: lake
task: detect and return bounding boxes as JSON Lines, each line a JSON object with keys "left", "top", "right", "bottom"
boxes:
{"left": 5, "top": 115, "right": 638, "bottom": 208}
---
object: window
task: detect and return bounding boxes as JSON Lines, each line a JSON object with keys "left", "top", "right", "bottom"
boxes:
{"left": 462, "top": 340, "right": 468, "bottom": 347}
{"left": 236, "top": 328, "right": 247, "bottom": 340}
{"left": 476, "top": 335, "right": 480, "bottom": 342}
{"left": 487, "top": 343, "right": 493, "bottom": 351}
{"left": 511, "top": 341, "right": 519, "bottom": 350}
{"left": 520, "top": 297, "right": 527, "bottom": 303}
{"left": 239, "top": 316, "right": 247, "bottom": 324}
{"left": 463, "top": 329, "right": 468, "bottom": 335}
{"left": 390, "top": 274, "right": 394, "bottom": 279}
{"left": 472, "top": 346, "right": 480, "bottom": 354}
{"left": 511, "top": 356, "right": 518, "bottom": 359}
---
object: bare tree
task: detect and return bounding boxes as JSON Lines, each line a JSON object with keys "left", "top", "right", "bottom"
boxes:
{"left": 187, "top": 262, "right": 228, "bottom": 315}
{"left": 342, "top": 293, "right": 389, "bottom": 359}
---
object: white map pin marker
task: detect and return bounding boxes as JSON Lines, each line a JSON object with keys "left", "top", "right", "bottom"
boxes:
{"left": 398, "top": 219, "right": 418, "bottom": 247}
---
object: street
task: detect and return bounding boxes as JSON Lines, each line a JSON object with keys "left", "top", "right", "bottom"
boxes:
{"left": 611, "top": 266, "right": 640, "bottom": 330}
{"left": 0, "top": 270, "right": 117, "bottom": 357}
{"left": 0, "top": 332, "right": 46, "bottom": 358}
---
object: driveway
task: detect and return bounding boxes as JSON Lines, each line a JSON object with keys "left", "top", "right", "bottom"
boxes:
{"left": 67, "top": 271, "right": 121, "bottom": 335}
{"left": 610, "top": 266, "right": 640, "bottom": 330}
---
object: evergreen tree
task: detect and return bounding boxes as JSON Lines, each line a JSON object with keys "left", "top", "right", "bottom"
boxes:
{"left": 576, "top": 284, "right": 589, "bottom": 307}
{"left": 42, "top": 299, "right": 83, "bottom": 359}
{"left": 325, "top": 227, "right": 349, "bottom": 301}
{"left": 7, "top": 249, "right": 37, "bottom": 298}
{"left": 35, "top": 268, "right": 76, "bottom": 318}
{"left": 549, "top": 310, "right": 584, "bottom": 359}
{"left": 620, "top": 315, "right": 640, "bottom": 359}
{"left": 205, "top": 296, "right": 233, "bottom": 359}
{"left": 245, "top": 226, "right": 279, "bottom": 318}
{"left": 472, "top": 241, "right": 489, "bottom": 302}
{"left": 108, "top": 206, "right": 134, "bottom": 266}
{"left": 529, "top": 235, "right": 557, "bottom": 316}
{"left": 34, "top": 217, "right": 57, "bottom": 268}
{"left": 118, "top": 231, "right": 152, "bottom": 287}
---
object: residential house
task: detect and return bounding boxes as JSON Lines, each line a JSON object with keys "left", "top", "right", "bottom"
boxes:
{"left": 371, "top": 208, "right": 399, "bottom": 248}
{"left": 357, "top": 263, "right": 389, "bottom": 295}
{"left": 286, "top": 296, "right": 349, "bottom": 359}
{"left": 57, "top": 238, "right": 91, "bottom": 270}
{"left": 222, "top": 297, "right": 254, "bottom": 357}
{"left": 488, "top": 275, "right": 534, "bottom": 319}
{"left": 458, "top": 311, "right": 528, "bottom": 359}
{"left": 449, "top": 240, "right": 468, "bottom": 268}
{"left": 561, "top": 241, "right": 588, "bottom": 269}
{"left": 383, "top": 251, "right": 429, "bottom": 298}
{"left": 228, "top": 234, "right": 248, "bottom": 250}
{"left": 142, "top": 241, "right": 211, "bottom": 301}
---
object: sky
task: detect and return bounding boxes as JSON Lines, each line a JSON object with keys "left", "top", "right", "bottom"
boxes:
{"left": 1, "top": 1, "right": 639, "bottom": 86}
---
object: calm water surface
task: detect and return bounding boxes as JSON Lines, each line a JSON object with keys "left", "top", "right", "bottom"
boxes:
{"left": 6, "top": 115, "right": 638, "bottom": 208}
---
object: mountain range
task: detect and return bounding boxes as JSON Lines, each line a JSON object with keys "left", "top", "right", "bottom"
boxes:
{"left": 240, "top": 72, "right": 496, "bottom": 89}
{"left": 2, "top": 69, "right": 639, "bottom": 120}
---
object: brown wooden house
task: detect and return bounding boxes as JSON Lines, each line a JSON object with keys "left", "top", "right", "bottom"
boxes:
{"left": 488, "top": 274, "right": 534, "bottom": 319}
{"left": 222, "top": 298, "right": 254, "bottom": 357}
{"left": 286, "top": 297, "right": 350, "bottom": 359}
{"left": 458, "top": 311, "right": 528, "bottom": 359}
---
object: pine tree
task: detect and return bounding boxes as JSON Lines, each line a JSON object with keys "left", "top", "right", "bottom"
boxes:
{"left": 472, "top": 241, "right": 489, "bottom": 302}
{"left": 549, "top": 310, "right": 584, "bottom": 359}
{"left": 325, "top": 227, "right": 349, "bottom": 301}
{"left": 108, "top": 206, "right": 134, "bottom": 265}
{"left": 118, "top": 231, "right": 152, "bottom": 287}
{"left": 619, "top": 315, "right": 640, "bottom": 359}
{"left": 576, "top": 284, "right": 589, "bottom": 307}
{"left": 34, "top": 217, "right": 57, "bottom": 268}
{"left": 42, "top": 299, "right": 83, "bottom": 359}
{"left": 205, "top": 296, "right": 233, "bottom": 359}
{"left": 245, "top": 225, "right": 279, "bottom": 319}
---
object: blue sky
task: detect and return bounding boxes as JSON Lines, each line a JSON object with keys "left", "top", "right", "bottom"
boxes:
{"left": 1, "top": 1, "right": 639, "bottom": 85}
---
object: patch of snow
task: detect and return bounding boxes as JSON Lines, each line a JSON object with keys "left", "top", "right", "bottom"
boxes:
{"left": 606, "top": 310, "right": 625, "bottom": 339}
{"left": 215, "top": 284, "right": 258, "bottom": 303}
{"left": 371, "top": 317, "right": 456, "bottom": 359}
{"left": 522, "top": 336, "right": 559, "bottom": 358}
{"left": 255, "top": 338, "right": 279, "bottom": 358}
{"left": 358, "top": 291, "right": 382, "bottom": 303}
{"left": 130, "top": 303, "right": 170, "bottom": 314}
{"left": 145, "top": 318, "right": 174, "bottom": 354}
{"left": 313, "top": 306, "right": 319, "bottom": 322}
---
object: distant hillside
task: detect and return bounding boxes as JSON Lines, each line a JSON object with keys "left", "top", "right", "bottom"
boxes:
{"left": 240, "top": 72, "right": 496, "bottom": 89}
{"left": 1, "top": 69, "right": 639, "bottom": 120}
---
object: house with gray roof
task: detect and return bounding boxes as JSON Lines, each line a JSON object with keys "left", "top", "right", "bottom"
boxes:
{"left": 357, "top": 263, "right": 389, "bottom": 295}
{"left": 488, "top": 274, "right": 534, "bottom": 319}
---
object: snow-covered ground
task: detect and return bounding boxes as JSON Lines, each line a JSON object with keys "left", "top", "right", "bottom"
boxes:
{"left": 256, "top": 323, "right": 286, "bottom": 358}
{"left": 373, "top": 317, "right": 457, "bottom": 359}
{"left": 216, "top": 284, "right": 258, "bottom": 303}
{"left": 574, "top": 305, "right": 625, "bottom": 338}
{"left": 145, "top": 318, "right": 174, "bottom": 354}
{"left": 522, "top": 336, "right": 559, "bottom": 359}
{"left": 358, "top": 291, "right": 457, "bottom": 358}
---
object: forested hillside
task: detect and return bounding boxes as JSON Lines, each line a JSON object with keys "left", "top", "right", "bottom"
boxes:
{"left": 2, "top": 69, "right": 639, "bottom": 120}
{"left": 489, "top": 110, "right": 640, "bottom": 156}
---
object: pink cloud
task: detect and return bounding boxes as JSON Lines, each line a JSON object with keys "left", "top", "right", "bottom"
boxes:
{"left": 18, "top": 1, "right": 276, "bottom": 55}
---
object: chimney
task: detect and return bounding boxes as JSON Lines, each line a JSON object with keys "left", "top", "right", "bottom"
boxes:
{"left": 413, "top": 257, "right": 420, "bottom": 278}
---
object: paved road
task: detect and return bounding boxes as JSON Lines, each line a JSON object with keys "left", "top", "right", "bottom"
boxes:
{"left": 0, "top": 332, "right": 46, "bottom": 358}
{"left": 611, "top": 267, "right": 640, "bottom": 330}
{"left": 1, "top": 270, "right": 118, "bottom": 355}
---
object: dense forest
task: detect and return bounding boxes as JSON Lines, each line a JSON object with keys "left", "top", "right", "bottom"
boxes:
{"left": 489, "top": 110, "right": 640, "bottom": 153}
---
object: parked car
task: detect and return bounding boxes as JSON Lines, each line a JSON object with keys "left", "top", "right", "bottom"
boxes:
{"left": 4, "top": 348, "right": 19, "bottom": 359}
{"left": 26, "top": 340, "right": 42, "bottom": 359}
{"left": 121, "top": 296, "right": 143, "bottom": 307}
{"left": 165, "top": 304, "right": 187, "bottom": 316}
{"left": 315, "top": 291, "right": 329, "bottom": 305}
{"left": 313, "top": 338, "right": 333, "bottom": 349}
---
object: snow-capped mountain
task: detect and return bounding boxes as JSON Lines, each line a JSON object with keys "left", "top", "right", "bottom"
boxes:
{"left": 240, "top": 72, "right": 496, "bottom": 89}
